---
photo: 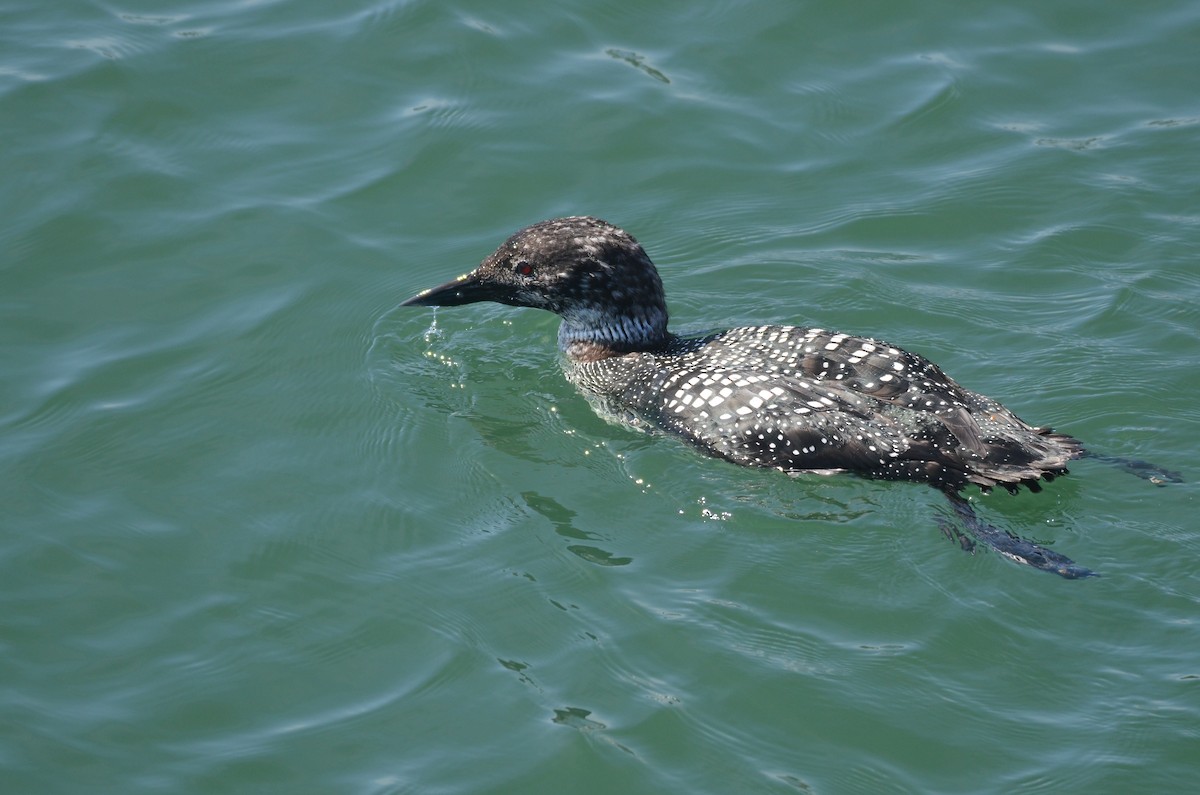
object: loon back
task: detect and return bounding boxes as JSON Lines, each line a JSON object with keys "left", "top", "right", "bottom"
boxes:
{"left": 401, "top": 215, "right": 1083, "bottom": 495}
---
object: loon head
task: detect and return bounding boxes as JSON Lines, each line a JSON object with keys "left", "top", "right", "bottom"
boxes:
{"left": 402, "top": 216, "right": 672, "bottom": 359}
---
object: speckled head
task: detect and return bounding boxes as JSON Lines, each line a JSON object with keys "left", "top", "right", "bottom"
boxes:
{"left": 402, "top": 216, "right": 672, "bottom": 359}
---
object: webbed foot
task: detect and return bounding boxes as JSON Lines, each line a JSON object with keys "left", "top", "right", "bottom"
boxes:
{"left": 943, "top": 493, "right": 1096, "bottom": 579}
{"left": 1082, "top": 451, "right": 1183, "bottom": 486}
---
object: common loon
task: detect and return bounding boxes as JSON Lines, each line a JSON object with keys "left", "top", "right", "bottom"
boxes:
{"left": 401, "top": 216, "right": 1168, "bottom": 578}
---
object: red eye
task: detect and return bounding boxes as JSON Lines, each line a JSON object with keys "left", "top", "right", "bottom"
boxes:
{"left": 514, "top": 260, "right": 533, "bottom": 276}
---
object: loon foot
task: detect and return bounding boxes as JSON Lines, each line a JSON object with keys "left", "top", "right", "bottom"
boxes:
{"left": 943, "top": 493, "right": 1097, "bottom": 579}
{"left": 977, "top": 529, "right": 1097, "bottom": 579}
{"left": 1082, "top": 451, "right": 1183, "bottom": 486}
{"left": 936, "top": 518, "right": 976, "bottom": 553}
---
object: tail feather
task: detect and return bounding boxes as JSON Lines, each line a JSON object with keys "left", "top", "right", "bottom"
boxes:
{"left": 962, "top": 427, "right": 1084, "bottom": 495}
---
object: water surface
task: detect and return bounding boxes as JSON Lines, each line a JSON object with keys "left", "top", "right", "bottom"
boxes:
{"left": 3, "top": 1, "right": 1199, "bottom": 792}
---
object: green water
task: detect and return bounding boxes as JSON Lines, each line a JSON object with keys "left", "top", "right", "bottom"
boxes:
{"left": 3, "top": 1, "right": 1198, "bottom": 792}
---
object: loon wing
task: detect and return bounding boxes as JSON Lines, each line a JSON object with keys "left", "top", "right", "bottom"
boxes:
{"left": 641, "top": 358, "right": 1077, "bottom": 492}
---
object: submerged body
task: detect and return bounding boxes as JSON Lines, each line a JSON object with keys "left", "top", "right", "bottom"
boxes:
{"left": 564, "top": 324, "right": 1080, "bottom": 495}
{"left": 402, "top": 216, "right": 1090, "bottom": 575}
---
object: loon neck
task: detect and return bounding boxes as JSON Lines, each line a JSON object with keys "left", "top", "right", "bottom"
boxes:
{"left": 557, "top": 305, "right": 671, "bottom": 362}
